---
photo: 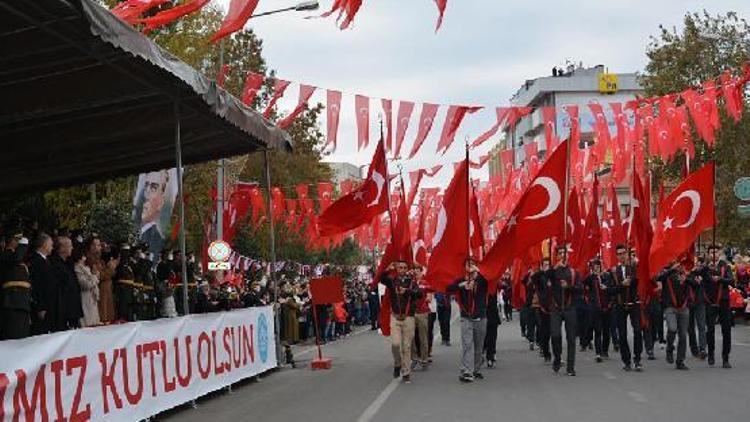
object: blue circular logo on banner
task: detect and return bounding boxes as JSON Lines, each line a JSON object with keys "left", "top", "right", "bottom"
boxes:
{"left": 257, "top": 313, "right": 269, "bottom": 364}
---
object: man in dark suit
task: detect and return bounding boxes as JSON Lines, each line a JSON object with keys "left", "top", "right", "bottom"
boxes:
{"left": 610, "top": 244, "right": 645, "bottom": 372}
{"left": 29, "top": 233, "right": 62, "bottom": 334}
{"left": 50, "top": 236, "right": 82, "bottom": 329}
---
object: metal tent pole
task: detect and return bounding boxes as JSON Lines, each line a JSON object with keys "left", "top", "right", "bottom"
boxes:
{"left": 263, "top": 148, "right": 282, "bottom": 366}
{"left": 174, "top": 100, "right": 189, "bottom": 315}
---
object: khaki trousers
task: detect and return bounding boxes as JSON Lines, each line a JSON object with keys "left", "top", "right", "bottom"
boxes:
{"left": 391, "top": 315, "right": 415, "bottom": 376}
{"left": 413, "top": 312, "right": 429, "bottom": 363}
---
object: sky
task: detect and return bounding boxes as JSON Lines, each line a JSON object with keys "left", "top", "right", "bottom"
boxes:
{"left": 231, "top": 0, "right": 750, "bottom": 188}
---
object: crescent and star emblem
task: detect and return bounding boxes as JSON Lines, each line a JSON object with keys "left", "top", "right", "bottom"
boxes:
{"left": 524, "top": 177, "right": 561, "bottom": 220}
{"left": 664, "top": 190, "right": 701, "bottom": 230}
{"left": 367, "top": 171, "right": 385, "bottom": 207}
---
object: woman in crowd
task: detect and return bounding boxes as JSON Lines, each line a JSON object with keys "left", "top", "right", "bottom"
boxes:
{"left": 98, "top": 250, "right": 118, "bottom": 323}
{"left": 74, "top": 247, "right": 100, "bottom": 327}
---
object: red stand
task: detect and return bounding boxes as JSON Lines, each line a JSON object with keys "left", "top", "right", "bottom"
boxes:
{"left": 310, "top": 303, "right": 333, "bottom": 370}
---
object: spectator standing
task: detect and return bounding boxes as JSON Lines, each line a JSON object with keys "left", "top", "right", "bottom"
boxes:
{"left": 98, "top": 250, "right": 118, "bottom": 323}
{"left": 50, "top": 236, "right": 83, "bottom": 329}
{"left": 29, "top": 233, "right": 62, "bottom": 334}
{"left": 74, "top": 247, "right": 100, "bottom": 327}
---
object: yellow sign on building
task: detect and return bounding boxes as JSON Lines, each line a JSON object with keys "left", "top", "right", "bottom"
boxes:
{"left": 598, "top": 73, "right": 618, "bottom": 94}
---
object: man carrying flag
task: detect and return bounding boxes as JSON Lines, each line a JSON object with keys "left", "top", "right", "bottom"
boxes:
{"left": 446, "top": 258, "right": 489, "bottom": 383}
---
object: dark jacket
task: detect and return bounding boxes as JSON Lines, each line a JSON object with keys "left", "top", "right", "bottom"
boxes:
{"left": 584, "top": 272, "right": 615, "bottom": 310}
{"left": 49, "top": 254, "right": 83, "bottom": 325}
{"left": 380, "top": 272, "right": 421, "bottom": 318}
{"left": 700, "top": 260, "right": 733, "bottom": 306}
{"left": 660, "top": 268, "right": 689, "bottom": 309}
{"left": 551, "top": 265, "right": 581, "bottom": 310}
{"left": 610, "top": 263, "right": 639, "bottom": 305}
{"left": 530, "top": 269, "right": 554, "bottom": 311}
{"left": 0, "top": 248, "right": 32, "bottom": 312}
{"left": 29, "top": 252, "right": 62, "bottom": 332}
{"left": 446, "top": 273, "right": 489, "bottom": 319}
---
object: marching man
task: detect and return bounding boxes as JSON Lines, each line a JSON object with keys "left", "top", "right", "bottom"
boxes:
{"left": 446, "top": 258, "right": 489, "bottom": 383}
{"left": 380, "top": 260, "right": 422, "bottom": 383}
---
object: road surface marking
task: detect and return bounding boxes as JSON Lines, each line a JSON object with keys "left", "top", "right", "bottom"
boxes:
{"left": 733, "top": 341, "right": 749, "bottom": 347}
{"left": 603, "top": 371, "right": 617, "bottom": 380}
{"left": 356, "top": 378, "right": 400, "bottom": 422}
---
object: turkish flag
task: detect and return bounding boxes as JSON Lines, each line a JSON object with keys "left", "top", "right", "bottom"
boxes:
{"left": 277, "top": 84, "right": 317, "bottom": 129}
{"left": 436, "top": 105, "right": 482, "bottom": 154}
{"left": 270, "top": 187, "right": 286, "bottom": 221}
{"left": 382, "top": 99, "right": 393, "bottom": 153}
{"left": 376, "top": 188, "right": 413, "bottom": 276}
{"left": 564, "top": 105, "right": 580, "bottom": 149}
{"left": 210, "top": 0, "right": 259, "bottom": 43}
{"left": 631, "top": 172, "right": 654, "bottom": 303}
{"left": 318, "top": 139, "right": 389, "bottom": 236}
{"left": 567, "top": 187, "right": 581, "bottom": 243}
{"left": 470, "top": 187, "right": 484, "bottom": 253}
{"left": 407, "top": 103, "right": 439, "bottom": 159}
{"left": 649, "top": 162, "right": 715, "bottom": 277}
{"left": 470, "top": 107, "right": 508, "bottom": 149}
{"left": 310, "top": 276, "right": 345, "bottom": 304}
{"left": 325, "top": 90, "right": 342, "bottom": 151}
{"left": 317, "top": 182, "right": 334, "bottom": 211}
{"left": 480, "top": 141, "right": 568, "bottom": 282}
{"left": 112, "top": 0, "right": 170, "bottom": 24}
{"left": 542, "top": 106, "right": 559, "bottom": 151}
{"left": 570, "top": 177, "right": 601, "bottom": 273}
{"left": 263, "top": 79, "right": 291, "bottom": 118}
{"left": 241, "top": 72, "right": 264, "bottom": 106}
{"left": 414, "top": 207, "right": 428, "bottom": 267}
{"left": 425, "top": 160, "right": 469, "bottom": 292}
{"left": 394, "top": 101, "right": 415, "bottom": 158}
{"left": 434, "top": 0, "right": 448, "bottom": 31}
{"left": 137, "top": 0, "right": 209, "bottom": 32}
{"left": 355, "top": 95, "right": 370, "bottom": 150}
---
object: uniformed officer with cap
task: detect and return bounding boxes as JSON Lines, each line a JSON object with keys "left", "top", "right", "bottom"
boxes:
{"left": 0, "top": 229, "right": 32, "bottom": 339}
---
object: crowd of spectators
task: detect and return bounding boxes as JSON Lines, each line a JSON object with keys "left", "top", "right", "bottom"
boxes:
{"left": 277, "top": 266, "right": 379, "bottom": 345}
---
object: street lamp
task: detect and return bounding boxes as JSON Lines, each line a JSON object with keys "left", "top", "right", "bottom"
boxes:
{"left": 250, "top": 1, "right": 320, "bottom": 18}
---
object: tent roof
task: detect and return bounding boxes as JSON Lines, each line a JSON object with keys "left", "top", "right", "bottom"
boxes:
{"left": 0, "top": 0, "right": 292, "bottom": 197}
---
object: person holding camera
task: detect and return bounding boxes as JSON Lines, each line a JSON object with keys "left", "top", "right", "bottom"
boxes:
{"left": 380, "top": 260, "right": 422, "bottom": 383}
{"left": 446, "top": 258, "right": 489, "bottom": 383}
{"left": 550, "top": 245, "right": 581, "bottom": 376}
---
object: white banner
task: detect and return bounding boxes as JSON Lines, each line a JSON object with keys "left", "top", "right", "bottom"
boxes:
{"left": 0, "top": 306, "right": 276, "bottom": 421}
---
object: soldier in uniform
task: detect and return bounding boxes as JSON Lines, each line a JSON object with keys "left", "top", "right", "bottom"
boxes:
{"left": 610, "top": 244, "right": 645, "bottom": 372}
{"left": 700, "top": 245, "right": 734, "bottom": 368}
{"left": 549, "top": 245, "right": 581, "bottom": 376}
{"left": 0, "top": 230, "right": 32, "bottom": 339}
{"left": 114, "top": 248, "right": 137, "bottom": 322}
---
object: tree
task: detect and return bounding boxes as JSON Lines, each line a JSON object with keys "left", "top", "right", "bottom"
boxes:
{"left": 641, "top": 11, "right": 750, "bottom": 247}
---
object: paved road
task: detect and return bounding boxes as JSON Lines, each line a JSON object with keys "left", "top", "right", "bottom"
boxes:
{"left": 162, "top": 310, "right": 750, "bottom": 422}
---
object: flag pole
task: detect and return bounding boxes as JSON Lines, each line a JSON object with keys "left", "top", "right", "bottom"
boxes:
{"left": 563, "top": 137, "right": 572, "bottom": 247}
{"left": 380, "top": 119, "right": 396, "bottom": 236}
{"left": 465, "top": 136, "right": 471, "bottom": 260}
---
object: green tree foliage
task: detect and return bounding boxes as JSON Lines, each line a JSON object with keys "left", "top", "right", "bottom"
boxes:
{"left": 641, "top": 10, "right": 750, "bottom": 247}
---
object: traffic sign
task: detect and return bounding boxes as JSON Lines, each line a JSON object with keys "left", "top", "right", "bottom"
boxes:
{"left": 207, "top": 240, "right": 232, "bottom": 262}
{"left": 733, "top": 177, "right": 750, "bottom": 201}
{"left": 208, "top": 262, "right": 231, "bottom": 270}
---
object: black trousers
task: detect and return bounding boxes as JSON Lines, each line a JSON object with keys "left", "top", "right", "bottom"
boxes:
{"left": 504, "top": 304, "right": 513, "bottom": 321}
{"left": 484, "top": 316, "right": 500, "bottom": 361}
{"left": 648, "top": 301, "right": 664, "bottom": 344}
{"left": 706, "top": 305, "right": 732, "bottom": 361}
{"left": 589, "top": 308, "right": 612, "bottom": 356}
{"left": 427, "top": 312, "right": 436, "bottom": 354}
{"left": 577, "top": 304, "right": 588, "bottom": 346}
{"left": 437, "top": 305, "right": 451, "bottom": 342}
{"left": 550, "top": 308, "right": 576, "bottom": 370}
{"left": 370, "top": 305, "right": 380, "bottom": 330}
{"left": 615, "top": 305, "right": 643, "bottom": 365}
{"left": 521, "top": 306, "right": 537, "bottom": 342}
{"left": 535, "top": 308, "right": 551, "bottom": 359}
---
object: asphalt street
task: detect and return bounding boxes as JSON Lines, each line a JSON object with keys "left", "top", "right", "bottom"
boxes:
{"left": 162, "top": 309, "right": 750, "bottom": 422}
